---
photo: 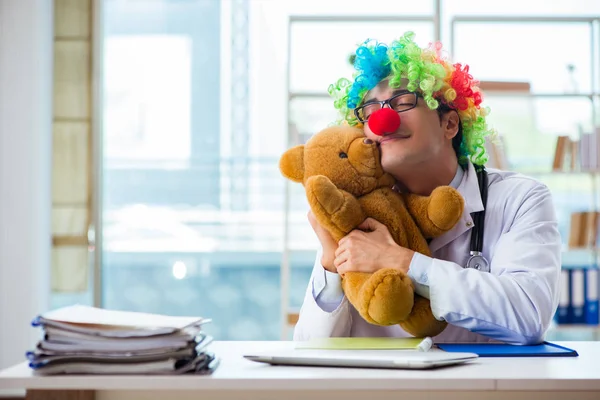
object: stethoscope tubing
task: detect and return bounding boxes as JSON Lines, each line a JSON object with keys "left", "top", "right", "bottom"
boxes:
{"left": 466, "top": 165, "right": 490, "bottom": 272}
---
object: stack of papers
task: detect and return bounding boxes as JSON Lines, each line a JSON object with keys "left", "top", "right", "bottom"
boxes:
{"left": 27, "top": 305, "right": 219, "bottom": 375}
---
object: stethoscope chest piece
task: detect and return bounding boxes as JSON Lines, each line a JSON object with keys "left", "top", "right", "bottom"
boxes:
{"left": 464, "top": 165, "right": 490, "bottom": 272}
{"left": 465, "top": 251, "right": 490, "bottom": 273}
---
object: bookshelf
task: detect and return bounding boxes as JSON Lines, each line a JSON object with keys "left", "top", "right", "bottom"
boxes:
{"left": 482, "top": 78, "right": 600, "bottom": 334}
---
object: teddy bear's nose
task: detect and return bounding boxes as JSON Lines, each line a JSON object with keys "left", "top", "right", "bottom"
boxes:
{"left": 363, "top": 138, "right": 374, "bottom": 145}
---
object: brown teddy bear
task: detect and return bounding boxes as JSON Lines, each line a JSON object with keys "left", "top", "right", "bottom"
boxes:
{"left": 279, "top": 124, "right": 465, "bottom": 338}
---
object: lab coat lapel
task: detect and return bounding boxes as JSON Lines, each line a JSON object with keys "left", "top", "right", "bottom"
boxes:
{"left": 428, "top": 162, "right": 485, "bottom": 254}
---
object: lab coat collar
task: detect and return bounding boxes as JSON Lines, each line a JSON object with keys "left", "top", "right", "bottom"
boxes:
{"left": 448, "top": 163, "right": 464, "bottom": 189}
{"left": 427, "top": 161, "right": 484, "bottom": 253}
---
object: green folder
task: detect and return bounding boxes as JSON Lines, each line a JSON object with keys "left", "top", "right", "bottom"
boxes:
{"left": 294, "top": 337, "right": 424, "bottom": 350}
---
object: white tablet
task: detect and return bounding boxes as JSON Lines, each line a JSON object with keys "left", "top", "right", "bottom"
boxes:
{"left": 243, "top": 350, "right": 478, "bottom": 370}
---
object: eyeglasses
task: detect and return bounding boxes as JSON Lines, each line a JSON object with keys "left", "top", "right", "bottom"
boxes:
{"left": 353, "top": 91, "right": 420, "bottom": 123}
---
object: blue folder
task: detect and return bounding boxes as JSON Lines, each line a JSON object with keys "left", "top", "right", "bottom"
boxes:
{"left": 437, "top": 341, "right": 578, "bottom": 357}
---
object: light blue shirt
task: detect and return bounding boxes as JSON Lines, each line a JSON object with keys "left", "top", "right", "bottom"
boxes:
{"left": 312, "top": 165, "right": 465, "bottom": 311}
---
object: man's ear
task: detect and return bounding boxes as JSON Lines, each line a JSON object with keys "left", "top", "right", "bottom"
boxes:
{"left": 279, "top": 145, "right": 305, "bottom": 182}
{"left": 442, "top": 110, "right": 460, "bottom": 140}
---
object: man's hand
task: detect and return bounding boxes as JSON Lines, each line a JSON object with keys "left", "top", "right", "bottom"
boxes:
{"left": 334, "top": 218, "right": 415, "bottom": 276}
{"left": 307, "top": 211, "right": 338, "bottom": 273}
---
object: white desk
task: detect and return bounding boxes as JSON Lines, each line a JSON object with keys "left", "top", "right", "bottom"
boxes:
{"left": 1, "top": 341, "right": 600, "bottom": 400}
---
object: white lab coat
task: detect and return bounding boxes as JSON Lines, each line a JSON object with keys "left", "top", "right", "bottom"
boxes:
{"left": 293, "top": 161, "right": 562, "bottom": 345}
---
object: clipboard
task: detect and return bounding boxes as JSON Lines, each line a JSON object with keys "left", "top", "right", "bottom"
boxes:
{"left": 436, "top": 341, "right": 579, "bottom": 357}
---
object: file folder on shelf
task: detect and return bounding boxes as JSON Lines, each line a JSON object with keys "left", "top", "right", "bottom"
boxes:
{"left": 437, "top": 341, "right": 578, "bottom": 357}
{"left": 571, "top": 269, "right": 586, "bottom": 324}
{"left": 556, "top": 269, "right": 570, "bottom": 324}
{"left": 585, "top": 268, "right": 599, "bottom": 325}
{"left": 554, "top": 267, "right": 599, "bottom": 326}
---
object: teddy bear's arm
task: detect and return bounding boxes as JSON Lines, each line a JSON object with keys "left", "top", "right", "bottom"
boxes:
{"left": 402, "top": 186, "right": 465, "bottom": 239}
{"left": 305, "top": 175, "right": 366, "bottom": 242}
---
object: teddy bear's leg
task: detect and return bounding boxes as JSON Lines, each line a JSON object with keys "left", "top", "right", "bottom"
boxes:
{"left": 342, "top": 269, "right": 415, "bottom": 326}
{"left": 402, "top": 186, "right": 465, "bottom": 238}
{"left": 398, "top": 295, "right": 448, "bottom": 338}
{"left": 305, "top": 175, "right": 366, "bottom": 242}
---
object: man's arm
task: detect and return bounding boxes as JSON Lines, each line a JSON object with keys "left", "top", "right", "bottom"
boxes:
{"left": 313, "top": 263, "right": 346, "bottom": 312}
{"left": 407, "top": 183, "right": 561, "bottom": 345}
{"left": 293, "top": 247, "right": 352, "bottom": 340}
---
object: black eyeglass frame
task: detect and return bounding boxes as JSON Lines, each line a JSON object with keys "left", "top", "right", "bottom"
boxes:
{"left": 353, "top": 91, "right": 421, "bottom": 123}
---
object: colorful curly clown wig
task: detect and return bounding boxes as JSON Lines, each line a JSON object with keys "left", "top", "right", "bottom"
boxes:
{"left": 328, "top": 31, "right": 494, "bottom": 166}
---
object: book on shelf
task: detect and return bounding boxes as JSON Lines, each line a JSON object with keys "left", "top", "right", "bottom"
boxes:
{"left": 568, "top": 211, "right": 599, "bottom": 249}
{"left": 552, "top": 135, "right": 577, "bottom": 172}
{"left": 26, "top": 305, "right": 219, "bottom": 375}
{"left": 579, "top": 127, "right": 600, "bottom": 171}
{"left": 553, "top": 127, "right": 600, "bottom": 172}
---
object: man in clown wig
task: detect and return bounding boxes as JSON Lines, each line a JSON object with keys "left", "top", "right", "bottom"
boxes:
{"left": 294, "top": 31, "right": 561, "bottom": 345}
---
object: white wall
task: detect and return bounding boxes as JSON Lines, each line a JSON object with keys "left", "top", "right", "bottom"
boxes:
{"left": 0, "top": 0, "right": 53, "bottom": 373}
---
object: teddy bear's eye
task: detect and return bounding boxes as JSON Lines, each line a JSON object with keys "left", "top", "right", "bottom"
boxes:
{"left": 339, "top": 152, "right": 348, "bottom": 159}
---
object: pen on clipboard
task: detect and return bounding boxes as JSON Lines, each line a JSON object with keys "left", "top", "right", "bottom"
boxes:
{"left": 417, "top": 337, "right": 433, "bottom": 352}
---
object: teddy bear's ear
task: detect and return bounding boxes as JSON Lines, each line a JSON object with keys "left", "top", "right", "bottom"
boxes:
{"left": 279, "top": 145, "right": 305, "bottom": 183}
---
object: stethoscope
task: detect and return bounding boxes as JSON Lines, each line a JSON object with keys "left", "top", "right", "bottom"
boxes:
{"left": 465, "top": 164, "right": 490, "bottom": 272}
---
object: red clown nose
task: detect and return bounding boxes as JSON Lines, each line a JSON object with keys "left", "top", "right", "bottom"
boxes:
{"left": 368, "top": 108, "right": 401, "bottom": 136}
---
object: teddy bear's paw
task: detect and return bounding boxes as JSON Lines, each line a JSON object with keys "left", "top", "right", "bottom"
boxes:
{"left": 398, "top": 295, "right": 448, "bottom": 337}
{"left": 306, "top": 175, "right": 345, "bottom": 216}
{"left": 427, "top": 186, "right": 465, "bottom": 231}
{"left": 306, "top": 175, "right": 366, "bottom": 238}
{"left": 344, "top": 269, "right": 415, "bottom": 326}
